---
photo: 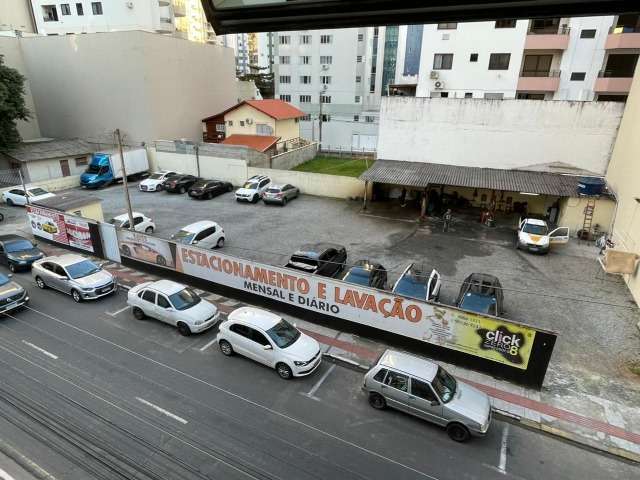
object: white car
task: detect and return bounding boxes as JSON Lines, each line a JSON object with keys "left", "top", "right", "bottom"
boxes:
{"left": 171, "top": 220, "right": 225, "bottom": 248}
{"left": 139, "top": 170, "right": 178, "bottom": 192}
{"left": 516, "top": 218, "right": 569, "bottom": 254}
{"left": 235, "top": 175, "right": 271, "bottom": 203}
{"left": 109, "top": 212, "right": 155, "bottom": 233}
{"left": 216, "top": 307, "right": 322, "bottom": 379}
{"left": 127, "top": 280, "right": 219, "bottom": 336}
{"left": 3, "top": 187, "right": 55, "bottom": 206}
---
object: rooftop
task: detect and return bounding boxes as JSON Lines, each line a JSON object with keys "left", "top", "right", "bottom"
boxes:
{"left": 378, "top": 349, "right": 438, "bottom": 382}
{"left": 222, "top": 134, "right": 280, "bottom": 153}
{"left": 2, "top": 138, "right": 93, "bottom": 162}
{"left": 33, "top": 192, "right": 101, "bottom": 211}
{"left": 228, "top": 307, "right": 282, "bottom": 330}
{"left": 204, "top": 99, "right": 305, "bottom": 122}
{"left": 149, "top": 279, "right": 185, "bottom": 295}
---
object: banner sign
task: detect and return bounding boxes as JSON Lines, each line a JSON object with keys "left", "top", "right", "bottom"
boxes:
{"left": 27, "top": 205, "right": 94, "bottom": 252}
{"left": 116, "top": 229, "right": 176, "bottom": 268}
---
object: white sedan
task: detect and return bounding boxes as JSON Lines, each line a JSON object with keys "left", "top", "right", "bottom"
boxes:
{"left": 2, "top": 187, "right": 55, "bottom": 206}
{"left": 127, "top": 280, "right": 219, "bottom": 336}
{"left": 216, "top": 307, "right": 322, "bottom": 379}
{"left": 109, "top": 212, "right": 155, "bottom": 233}
{"left": 138, "top": 170, "right": 178, "bottom": 192}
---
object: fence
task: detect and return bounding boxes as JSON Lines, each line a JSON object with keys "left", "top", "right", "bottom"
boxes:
{"left": 0, "top": 168, "right": 81, "bottom": 194}
{"left": 318, "top": 144, "right": 377, "bottom": 157}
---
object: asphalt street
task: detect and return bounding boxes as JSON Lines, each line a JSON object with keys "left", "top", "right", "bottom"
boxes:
{"left": 0, "top": 268, "right": 636, "bottom": 480}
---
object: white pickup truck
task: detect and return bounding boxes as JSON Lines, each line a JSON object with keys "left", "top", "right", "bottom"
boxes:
{"left": 515, "top": 218, "right": 569, "bottom": 254}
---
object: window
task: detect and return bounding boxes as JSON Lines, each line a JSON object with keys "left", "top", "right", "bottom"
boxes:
{"left": 91, "top": 2, "right": 102, "bottom": 15}
{"left": 76, "top": 2, "right": 83, "bottom": 15}
{"left": 320, "top": 75, "right": 331, "bottom": 84}
{"left": 239, "top": 120, "right": 245, "bottom": 127}
{"left": 141, "top": 290, "right": 156, "bottom": 303}
{"left": 365, "top": 116, "right": 375, "bottom": 123}
{"left": 484, "top": 92, "right": 504, "bottom": 100}
{"left": 300, "top": 114, "right": 311, "bottom": 121}
{"left": 464, "top": 92, "right": 473, "bottom": 98}
{"left": 157, "top": 295, "right": 170, "bottom": 309}
{"left": 495, "top": 19, "right": 517, "bottom": 28}
{"left": 229, "top": 323, "right": 251, "bottom": 338}
{"left": 355, "top": 75, "right": 361, "bottom": 83}
{"left": 522, "top": 54, "right": 552, "bottom": 76}
{"left": 320, "top": 34, "right": 332, "bottom": 44}
{"left": 300, "top": 34, "right": 311, "bottom": 44}
{"left": 372, "top": 368, "right": 388, "bottom": 382}
{"left": 320, "top": 114, "right": 330, "bottom": 122}
{"left": 279, "top": 35, "right": 290, "bottom": 45}
{"left": 61, "top": 3, "right": 71, "bottom": 15}
{"left": 75, "top": 157, "right": 87, "bottom": 167}
{"left": 279, "top": 75, "right": 291, "bottom": 84}
{"left": 488, "top": 53, "right": 511, "bottom": 70}
{"left": 299, "top": 95, "right": 311, "bottom": 103}
{"left": 227, "top": 120, "right": 233, "bottom": 126}
{"left": 279, "top": 94, "right": 291, "bottom": 102}
{"left": 411, "top": 378, "right": 438, "bottom": 402}
{"left": 517, "top": 93, "right": 545, "bottom": 100}
{"left": 250, "top": 329, "right": 270, "bottom": 346}
{"left": 433, "top": 53, "right": 453, "bottom": 70}
{"left": 570, "top": 72, "right": 586, "bottom": 81}
{"left": 358, "top": 33, "right": 364, "bottom": 41}
{"left": 300, "top": 56, "right": 310, "bottom": 65}
{"left": 353, "top": 115, "right": 359, "bottom": 122}
{"left": 320, "top": 95, "right": 331, "bottom": 103}
{"left": 469, "top": 53, "right": 478, "bottom": 62}
{"left": 355, "top": 96, "right": 361, "bottom": 103}
{"left": 384, "top": 371, "right": 409, "bottom": 392}
{"left": 356, "top": 55, "right": 363, "bottom": 63}
{"left": 42, "top": 5, "right": 58, "bottom": 22}
{"left": 437, "top": 22, "right": 457, "bottom": 30}
{"left": 580, "top": 29, "right": 596, "bottom": 39}
{"left": 300, "top": 76, "right": 311, "bottom": 84}
{"left": 319, "top": 55, "right": 332, "bottom": 65}
{"left": 279, "top": 56, "right": 290, "bottom": 64}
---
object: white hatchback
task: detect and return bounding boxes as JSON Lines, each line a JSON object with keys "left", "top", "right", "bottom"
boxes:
{"left": 127, "top": 280, "right": 219, "bottom": 335}
{"left": 3, "top": 187, "right": 55, "bottom": 206}
{"left": 139, "top": 170, "right": 178, "bottom": 192}
{"left": 171, "top": 220, "right": 225, "bottom": 249}
{"left": 216, "top": 307, "right": 322, "bottom": 379}
{"left": 109, "top": 212, "right": 155, "bottom": 233}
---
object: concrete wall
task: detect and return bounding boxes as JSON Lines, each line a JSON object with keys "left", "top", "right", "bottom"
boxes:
{"left": 225, "top": 104, "right": 275, "bottom": 137}
{"left": 378, "top": 97, "right": 625, "bottom": 175}
{"left": 557, "top": 196, "right": 616, "bottom": 236}
{"left": 0, "top": 2, "right": 35, "bottom": 32}
{"left": 17, "top": 31, "right": 236, "bottom": 144}
{"left": 271, "top": 142, "right": 318, "bottom": 170}
{"left": 606, "top": 69, "right": 640, "bottom": 306}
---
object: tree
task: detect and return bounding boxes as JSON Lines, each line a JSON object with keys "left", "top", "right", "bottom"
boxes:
{"left": 0, "top": 55, "right": 30, "bottom": 150}
{"left": 238, "top": 65, "right": 274, "bottom": 99}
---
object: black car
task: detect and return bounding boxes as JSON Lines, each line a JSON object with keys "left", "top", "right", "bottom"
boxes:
{"left": 0, "top": 234, "right": 44, "bottom": 272}
{"left": 341, "top": 259, "right": 387, "bottom": 289}
{"left": 163, "top": 174, "right": 199, "bottom": 193}
{"left": 455, "top": 273, "right": 504, "bottom": 317}
{"left": 188, "top": 179, "right": 234, "bottom": 199}
{"left": 285, "top": 243, "right": 347, "bottom": 278}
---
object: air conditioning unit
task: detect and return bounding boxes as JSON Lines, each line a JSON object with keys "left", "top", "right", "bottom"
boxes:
{"left": 125, "top": 1, "right": 134, "bottom": 9}
{"left": 246, "top": 118, "right": 253, "bottom": 125}
{"left": 434, "top": 80, "right": 445, "bottom": 89}
{"left": 322, "top": 84, "right": 328, "bottom": 91}
{"left": 442, "top": 33, "right": 450, "bottom": 40}
{"left": 429, "top": 71, "right": 439, "bottom": 80}
{"left": 321, "top": 64, "right": 329, "bottom": 70}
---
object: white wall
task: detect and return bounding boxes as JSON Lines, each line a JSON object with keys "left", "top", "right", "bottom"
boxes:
{"left": 155, "top": 149, "right": 248, "bottom": 186}
{"left": 378, "top": 97, "right": 625, "bottom": 174}
{"left": 0, "top": 1, "right": 35, "bottom": 32}
{"left": 25, "top": 156, "right": 88, "bottom": 182}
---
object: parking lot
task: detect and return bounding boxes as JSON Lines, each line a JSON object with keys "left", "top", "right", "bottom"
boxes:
{"left": 36, "top": 182, "right": 640, "bottom": 401}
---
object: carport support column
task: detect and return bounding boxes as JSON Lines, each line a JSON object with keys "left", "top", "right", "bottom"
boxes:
{"left": 363, "top": 181, "right": 368, "bottom": 211}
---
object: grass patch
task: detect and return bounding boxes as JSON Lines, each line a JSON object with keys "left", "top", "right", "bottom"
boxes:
{"left": 628, "top": 360, "right": 640, "bottom": 377}
{"left": 292, "top": 155, "right": 373, "bottom": 177}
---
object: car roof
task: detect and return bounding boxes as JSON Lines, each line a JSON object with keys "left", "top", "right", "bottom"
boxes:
{"left": 0, "top": 234, "right": 29, "bottom": 243}
{"left": 247, "top": 174, "right": 270, "bottom": 181}
{"left": 227, "top": 307, "right": 282, "bottom": 330}
{"left": 148, "top": 279, "right": 185, "bottom": 295}
{"left": 523, "top": 218, "right": 547, "bottom": 226}
{"left": 113, "top": 212, "right": 144, "bottom": 221}
{"left": 180, "top": 220, "right": 218, "bottom": 232}
{"left": 266, "top": 184, "right": 288, "bottom": 190}
{"left": 295, "top": 243, "right": 345, "bottom": 257}
{"left": 378, "top": 349, "right": 438, "bottom": 381}
{"left": 45, "top": 253, "right": 88, "bottom": 267}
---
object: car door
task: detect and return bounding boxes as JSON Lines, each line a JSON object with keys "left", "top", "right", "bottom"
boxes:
{"left": 227, "top": 323, "right": 253, "bottom": 356}
{"left": 138, "top": 289, "right": 157, "bottom": 317}
{"left": 320, "top": 249, "right": 338, "bottom": 276}
{"left": 9, "top": 189, "right": 26, "bottom": 206}
{"left": 380, "top": 370, "right": 412, "bottom": 413}
{"left": 38, "top": 262, "right": 56, "bottom": 287}
{"left": 408, "top": 377, "right": 446, "bottom": 425}
{"left": 427, "top": 270, "right": 442, "bottom": 301}
{"left": 0, "top": 243, "right": 7, "bottom": 266}
{"left": 155, "top": 293, "right": 176, "bottom": 325}
{"left": 244, "top": 327, "right": 276, "bottom": 366}
{"left": 53, "top": 264, "right": 71, "bottom": 293}
{"left": 549, "top": 227, "right": 570, "bottom": 244}
{"left": 258, "top": 178, "right": 270, "bottom": 195}
{"left": 133, "top": 215, "right": 145, "bottom": 232}
{"left": 195, "top": 227, "right": 216, "bottom": 248}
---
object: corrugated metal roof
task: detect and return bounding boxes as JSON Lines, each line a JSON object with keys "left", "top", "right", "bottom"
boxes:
{"left": 360, "top": 160, "right": 598, "bottom": 197}
{"left": 4, "top": 139, "right": 93, "bottom": 163}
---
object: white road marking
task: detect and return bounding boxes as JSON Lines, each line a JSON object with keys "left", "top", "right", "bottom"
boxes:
{"left": 199, "top": 338, "right": 218, "bottom": 352}
{"left": 136, "top": 397, "right": 188, "bottom": 424}
{"left": 304, "top": 364, "right": 335, "bottom": 399}
{"left": 0, "top": 467, "right": 17, "bottom": 480}
{"left": 21, "top": 340, "right": 58, "bottom": 360}
{"left": 106, "top": 305, "right": 131, "bottom": 317}
{"left": 498, "top": 423, "right": 510, "bottom": 474}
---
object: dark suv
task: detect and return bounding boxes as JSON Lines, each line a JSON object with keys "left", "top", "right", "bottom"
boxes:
{"left": 163, "top": 174, "right": 199, "bottom": 193}
{"left": 188, "top": 179, "right": 234, "bottom": 199}
{"left": 285, "top": 243, "right": 347, "bottom": 277}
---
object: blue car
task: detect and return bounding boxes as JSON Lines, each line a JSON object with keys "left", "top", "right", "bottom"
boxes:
{"left": 455, "top": 273, "right": 504, "bottom": 317}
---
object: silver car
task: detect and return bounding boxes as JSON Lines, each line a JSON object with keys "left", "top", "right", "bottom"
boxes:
{"left": 262, "top": 184, "right": 300, "bottom": 206}
{"left": 32, "top": 254, "right": 117, "bottom": 303}
{"left": 362, "top": 349, "right": 492, "bottom": 442}
{"left": 0, "top": 272, "right": 29, "bottom": 314}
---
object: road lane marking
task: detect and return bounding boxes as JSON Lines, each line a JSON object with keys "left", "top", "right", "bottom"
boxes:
{"left": 136, "top": 397, "right": 188, "bottom": 424}
{"left": 21, "top": 340, "right": 58, "bottom": 360}
{"left": 498, "top": 423, "right": 509, "bottom": 474}
{"left": 106, "top": 305, "right": 131, "bottom": 317}
{"left": 199, "top": 338, "right": 218, "bottom": 352}
{"left": 304, "top": 364, "right": 335, "bottom": 399}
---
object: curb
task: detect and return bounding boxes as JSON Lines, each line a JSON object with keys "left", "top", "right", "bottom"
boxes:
{"left": 322, "top": 353, "right": 369, "bottom": 372}
{"left": 0, "top": 438, "right": 58, "bottom": 480}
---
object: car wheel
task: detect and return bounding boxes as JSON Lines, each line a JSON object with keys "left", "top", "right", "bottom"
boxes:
{"left": 282, "top": 197, "right": 287, "bottom": 206}
{"left": 71, "top": 289, "right": 82, "bottom": 303}
{"left": 179, "top": 187, "right": 186, "bottom": 194}
{"left": 276, "top": 362, "right": 293, "bottom": 380}
{"left": 177, "top": 322, "right": 191, "bottom": 336}
{"left": 252, "top": 194, "right": 260, "bottom": 203}
{"left": 133, "top": 307, "right": 145, "bottom": 320}
{"left": 121, "top": 245, "right": 131, "bottom": 256}
{"left": 156, "top": 184, "right": 163, "bottom": 191}
{"left": 447, "top": 423, "right": 470, "bottom": 442}
{"left": 156, "top": 255, "right": 166, "bottom": 266}
{"left": 368, "top": 393, "right": 386, "bottom": 409}
{"left": 219, "top": 340, "right": 234, "bottom": 356}
{"left": 35, "top": 276, "right": 46, "bottom": 289}
{"left": 9, "top": 263, "right": 16, "bottom": 273}
{"left": 145, "top": 226, "right": 154, "bottom": 234}
{"left": 216, "top": 237, "right": 225, "bottom": 248}
{"left": 6, "top": 198, "right": 13, "bottom": 206}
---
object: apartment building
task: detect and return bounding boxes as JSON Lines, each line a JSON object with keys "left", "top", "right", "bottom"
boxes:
{"left": 220, "top": 33, "right": 251, "bottom": 75}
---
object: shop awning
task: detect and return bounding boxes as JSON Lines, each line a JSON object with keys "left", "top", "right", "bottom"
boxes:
{"left": 360, "top": 160, "right": 599, "bottom": 197}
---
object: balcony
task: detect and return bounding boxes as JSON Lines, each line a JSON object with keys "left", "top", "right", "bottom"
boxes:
{"left": 606, "top": 26, "right": 640, "bottom": 49}
{"left": 517, "top": 70, "right": 561, "bottom": 91}
{"left": 525, "top": 25, "right": 570, "bottom": 50}
{"left": 594, "top": 71, "right": 634, "bottom": 93}
{"left": 172, "top": 0, "right": 186, "bottom": 17}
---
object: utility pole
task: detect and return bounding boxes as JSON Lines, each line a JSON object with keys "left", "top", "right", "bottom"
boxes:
{"left": 115, "top": 128, "right": 135, "bottom": 231}
{"left": 318, "top": 92, "right": 323, "bottom": 148}
{"left": 17, "top": 169, "right": 29, "bottom": 205}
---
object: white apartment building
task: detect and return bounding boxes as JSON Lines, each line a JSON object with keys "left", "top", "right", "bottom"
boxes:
{"left": 220, "top": 33, "right": 251, "bottom": 75}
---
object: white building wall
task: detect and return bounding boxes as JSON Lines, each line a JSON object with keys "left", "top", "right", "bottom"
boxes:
{"left": 0, "top": 0, "right": 35, "bottom": 33}
{"left": 377, "top": 97, "right": 625, "bottom": 175}
{"left": 256, "top": 32, "right": 274, "bottom": 71}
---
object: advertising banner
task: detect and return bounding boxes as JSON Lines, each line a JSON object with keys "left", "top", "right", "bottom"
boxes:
{"left": 117, "top": 229, "right": 176, "bottom": 268}
{"left": 64, "top": 216, "right": 93, "bottom": 252}
{"left": 27, "top": 205, "right": 67, "bottom": 243}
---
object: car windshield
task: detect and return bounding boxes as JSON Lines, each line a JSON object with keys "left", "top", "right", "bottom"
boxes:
{"left": 66, "top": 260, "right": 101, "bottom": 279}
{"left": 393, "top": 274, "right": 427, "bottom": 300}
{"left": 108, "top": 218, "right": 125, "bottom": 226}
{"left": 28, "top": 188, "right": 49, "bottom": 196}
{"left": 169, "top": 288, "right": 201, "bottom": 310}
{"left": 431, "top": 367, "right": 457, "bottom": 403}
{"left": 266, "top": 188, "right": 281, "bottom": 194}
{"left": 289, "top": 255, "right": 317, "bottom": 267}
{"left": 343, "top": 267, "right": 371, "bottom": 286}
{"left": 86, "top": 165, "right": 100, "bottom": 174}
{"left": 0, "top": 273, "right": 10, "bottom": 286}
{"left": 5, "top": 240, "right": 35, "bottom": 253}
{"left": 243, "top": 181, "right": 259, "bottom": 189}
{"left": 266, "top": 319, "right": 301, "bottom": 348}
{"left": 522, "top": 223, "right": 548, "bottom": 235}
{"left": 172, "top": 230, "right": 196, "bottom": 244}
{"left": 460, "top": 293, "right": 497, "bottom": 315}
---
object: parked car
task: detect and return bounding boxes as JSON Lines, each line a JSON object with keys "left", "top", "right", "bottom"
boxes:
{"left": 171, "top": 221, "right": 225, "bottom": 249}
{"left": 3, "top": 187, "right": 55, "bottom": 207}
{"left": 216, "top": 307, "right": 322, "bottom": 379}
{"left": 341, "top": 259, "right": 387, "bottom": 289}
{"left": 262, "top": 184, "right": 300, "bottom": 206}
{"left": 392, "top": 264, "right": 441, "bottom": 302}
{"left": 109, "top": 212, "right": 155, "bottom": 233}
{"left": 119, "top": 241, "right": 168, "bottom": 266}
{"left": 32, "top": 254, "right": 116, "bottom": 303}
{"left": 188, "top": 179, "right": 234, "bottom": 199}
{"left": 0, "top": 234, "right": 44, "bottom": 272}
{"left": 128, "top": 280, "right": 219, "bottom": 336}
{"left": 0, "top": 272, "right": 29, "bottom": 314}
{"left": 455, "top": 273, "right": 504, "bottom": 316}
{"left": 163, "top": 174, "right": 199, "bottom": 193}
{"left": 139, "top": 170, "right": 178, "bottom": 192}
{"left": 285, "top": 243, "right": 347, "bottom": 277}
{"left": 235, "top": 175, "right": 271, "bottom": 203}
{"left": 515, "top": 218, "right": 569, "bottom": 254}
{"left": 362, "top": 349, "right": 492, "bottom": 442}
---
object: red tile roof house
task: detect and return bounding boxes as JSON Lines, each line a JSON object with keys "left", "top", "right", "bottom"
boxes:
{"left": 221, "top": 134, "right": 280, "bottom": 156}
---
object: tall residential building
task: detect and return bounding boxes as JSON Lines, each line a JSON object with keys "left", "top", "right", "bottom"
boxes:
{"left": 220, "top": 33, "right": 251, "bottom": 74}
{"left": 255, "top": 32, "right": 274, "bottom": 71}
{"left": 0, "top": 1, "right": 36, "bottom": 33}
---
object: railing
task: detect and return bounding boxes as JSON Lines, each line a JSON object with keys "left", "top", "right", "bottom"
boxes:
{"left": 528, "top": 25, "right": 570, "bottom": 35}
{"left": 598, "top": 69, "right": 636, "bottom": 78}
{"left": 520, "top": 69, "right": 561, "bottom": 78}
{"left": 609, "top": 25, "right": 640, "bottom": 34}
{"left": 274, "top": 137, "right": 311, "bottom": 155}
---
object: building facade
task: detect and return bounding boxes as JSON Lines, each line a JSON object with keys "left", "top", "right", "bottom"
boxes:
{"left": 0, "top": 0, "right": 36, "bottom": 33}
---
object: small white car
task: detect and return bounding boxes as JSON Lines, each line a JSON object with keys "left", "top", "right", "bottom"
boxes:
{"left": 171, "top": 220, "right": 225, "bottom": 248}
{"left": 139, "top": 170, "right": 178, "bottom": 192}
{"left": 3, "top": 187, "right": 56, "bottom": 206}
{"left": 109, "top": 212, "right": 155, "bottom": 233}
{"left": 127, "top": 280, "right": 219, "bottom": 336}
{"left": 235, "top": 175, "right": 271, "bottom": 203}
{"left": 217, "top": 307, "right": 322, "bottom": 379}
{"left": 516, "top": 218, "right": 569, "bottom": 254}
